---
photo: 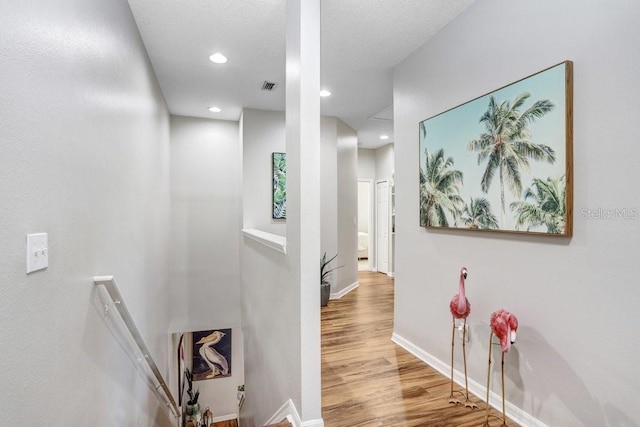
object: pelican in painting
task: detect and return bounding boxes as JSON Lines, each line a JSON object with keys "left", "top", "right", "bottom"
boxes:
{"left": 196, "top": 330, "right": 229, "bottom": 378}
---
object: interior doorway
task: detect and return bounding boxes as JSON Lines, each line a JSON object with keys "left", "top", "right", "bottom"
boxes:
{"left": 376, "top": 180, "right": 390, "bottom": 274}
{"left": 357, "top": 180, "right": 373, "bottom": 271}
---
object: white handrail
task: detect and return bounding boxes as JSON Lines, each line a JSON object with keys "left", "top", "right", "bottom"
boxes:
{"left": 93, "top": 276, "right": 179, "bottom": 419}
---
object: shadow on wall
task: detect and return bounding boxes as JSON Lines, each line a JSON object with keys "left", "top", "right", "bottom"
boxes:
{"left": 603, "top": 403, "right": 638, "bottom": 427}
{"left": 506, "top": 326, "right": 608, "bottom": 426}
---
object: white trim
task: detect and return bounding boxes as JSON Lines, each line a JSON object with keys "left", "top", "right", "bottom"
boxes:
{"left": 330, "top": 281, "right": 358, "bottom": 300}
{"left": 212, "top": 413, "right": 237, "bottom": 423}
{"left": 391, "top": 332, "right": 548, "bottom": 427}
{"left": 264, "top": 399, "right": 324, "bottom": 427}
{"left": 264, "top": 399, "right": 298, "bottom": 426}
{"left": 357, "top": 178, "right": 375, "bottom": 271}
{"left": 386, "top": 272, "right": 395, "bottom": 278}
{"left": 300, "top": 419, "right": 324, "bottom": 427}
{"left": 242, "top": 228, "right": 286, "bottom": 254}
{"left": 374, "top": 179, "right": 390, "bottom": 274}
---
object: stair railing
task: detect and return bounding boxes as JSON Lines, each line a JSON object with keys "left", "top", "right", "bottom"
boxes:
{"left": 94, "top": 275, "right": 179, "bottom": 420}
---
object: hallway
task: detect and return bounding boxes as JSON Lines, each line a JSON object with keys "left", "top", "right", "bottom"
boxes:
{"left": 321, "top": 271, "right": 514, "bottom": 426}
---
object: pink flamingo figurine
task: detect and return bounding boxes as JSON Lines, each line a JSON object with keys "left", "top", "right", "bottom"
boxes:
{"left": 483, "top": 309, "right": 519, "bottom": 426}
{"left": 449, "top": 267, "right": 476, "bottom": 408}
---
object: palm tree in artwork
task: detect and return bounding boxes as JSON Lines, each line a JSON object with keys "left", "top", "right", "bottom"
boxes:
{"left": 272, "top": 153, "right": 287, "bottom": 218}
{"left": 510, "top": 176, "right": 567, "bottom": 234}
{"left": 468, "top": 93, "right": 556, "bottom": 225}
{"left": 460, "top": 197, "right": 499, "bottom": 230}
{"left": 420, "top": 148, "right": 464, "bottom": 227}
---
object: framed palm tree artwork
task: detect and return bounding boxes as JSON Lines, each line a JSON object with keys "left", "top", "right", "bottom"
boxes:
{"left": 419, "top": 61, "right": 573, "bottom": 236}
{"left": 272, "top": 152, "right": 286, "bottom": 219}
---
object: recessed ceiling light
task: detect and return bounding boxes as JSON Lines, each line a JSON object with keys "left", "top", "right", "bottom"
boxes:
{"left": 208, "top": 106, "right": 221, "bottom": 113}
{"left": 380, "top": 135, "right": 389, "bottom": 140}
{"left": 209, "top": 53, "right": 228, "bottom": 64}
{"left": 320, "top": 89, "right": 331, "bottom": 97}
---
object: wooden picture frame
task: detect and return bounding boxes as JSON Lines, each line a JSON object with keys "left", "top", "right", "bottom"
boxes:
{"left": 177, "top": 334, "right": 185, "bottom": 406}
{"left": 419, "top": 61, "right": 573, "bottom": 236}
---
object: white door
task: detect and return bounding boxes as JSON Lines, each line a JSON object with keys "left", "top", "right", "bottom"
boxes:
{"left": 376, "top": 180, "right": 389, "bottom": 274}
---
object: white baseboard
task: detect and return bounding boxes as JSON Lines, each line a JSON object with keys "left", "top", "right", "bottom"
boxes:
{"left": 265, "top": 399, "right": 324, "bottom": 427}
{"left": 391, "top": 332, "right": 548, "bottom": 427}
{"left": 264, "top": 399, "right": 298, "bottom": 426}
{"left": 330, "top": 281, "right": 358, "bottom": 300}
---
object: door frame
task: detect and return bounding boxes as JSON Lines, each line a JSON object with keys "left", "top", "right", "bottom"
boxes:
{"left": 358, "top": 179, "right": 375, "bottom": 271}
{"left": 375, "top": 179, "right": 390, "bottom": 274}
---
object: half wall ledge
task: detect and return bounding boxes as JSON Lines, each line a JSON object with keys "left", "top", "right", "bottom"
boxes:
{"left": 242, "top": 228, "right": 287, "bottom": 254}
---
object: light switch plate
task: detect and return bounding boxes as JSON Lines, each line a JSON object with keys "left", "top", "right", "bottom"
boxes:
{"left": 26, "top": 233, "right": 48, "bottom": 274}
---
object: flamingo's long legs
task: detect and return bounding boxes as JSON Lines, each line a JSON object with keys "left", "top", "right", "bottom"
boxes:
{"left": 501, "top": 351, "right": 507, "bottom": 426}
{"left": 483, "top": 333, "right": 494, "bottom": 426}
{"left": 462, "top": 318, "right": 477, "bottom": 408}
{"left": 449, "top": 317, "right": 457, "bottom": 404}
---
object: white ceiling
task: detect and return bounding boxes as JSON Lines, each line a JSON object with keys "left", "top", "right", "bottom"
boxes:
{"left": 127, "top": 0, "right": 475, "bottom": 148}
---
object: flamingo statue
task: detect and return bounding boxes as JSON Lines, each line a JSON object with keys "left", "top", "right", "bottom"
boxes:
{"left": 196, "top": 331, "right": 230, "bottom": 378}
{"left": 449, "top": 266, "right": 476, "bottom": 408}
{"left": 483, "top": 309, "right": 519, "bottom": 427}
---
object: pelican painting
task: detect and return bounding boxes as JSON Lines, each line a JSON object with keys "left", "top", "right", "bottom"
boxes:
{"left": 192, "top": 329, "right": 232, "bottom": 381}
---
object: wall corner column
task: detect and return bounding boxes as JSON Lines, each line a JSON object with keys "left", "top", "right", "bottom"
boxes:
{"left": 286, "top": 0, "right": 322, "bottom": 423}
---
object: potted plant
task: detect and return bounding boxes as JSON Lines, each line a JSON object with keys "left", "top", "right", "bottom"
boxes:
{"left": 321, "top": 252, "right": 343, "bottom": 307}
{"left": 184, "top": 368, "right": 201, "bottom": 424}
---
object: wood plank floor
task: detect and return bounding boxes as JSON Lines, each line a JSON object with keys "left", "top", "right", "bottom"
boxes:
{"left": 321, "top": 271, "right": 516, "bottom": 427}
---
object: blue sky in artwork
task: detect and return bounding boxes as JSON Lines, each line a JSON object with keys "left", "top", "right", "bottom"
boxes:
{"left": 419, "top": 62, "right": 567, "bottom": 229}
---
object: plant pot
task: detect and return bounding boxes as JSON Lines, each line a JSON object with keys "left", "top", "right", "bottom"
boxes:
{"left": 321, "top": 283, "right": 331, "bottom": 307}
{"left": 186, "top": 403, "right": 200, "bottom": 416}
{"left": 185, "top": 403, "right": 201, "bottom": 425}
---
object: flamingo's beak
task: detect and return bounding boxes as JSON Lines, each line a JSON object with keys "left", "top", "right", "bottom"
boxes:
{"left": 510, "top": 330, "right": 517, "bottom": 345}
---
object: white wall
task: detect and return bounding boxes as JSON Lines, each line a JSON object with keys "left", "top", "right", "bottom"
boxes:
{"left": 393, "top": 1, "right": 640, "bottom": 426}
{"left": 321, "top": 116, "right": 338, "bottom": 261}
{"left": 284, "top": 2, "right": 323, "bottom": 419}
{"left": 239, "top": 107, "right": 356, "bottom": 423}
{"left": 241, "top": 108, "right": 358, "bottom": 294}
{"left": 239, "top": 108, "right": 302, "bottom": 425}
{"left": 357, "top": 146, "right": 394, "bottom": 272}
{"left": 358, "top": 148, "right": 376, "bottom": 268}
{"left": 0, "top": 1, "right": 173, "bottom": 425}
{"left": 358, "top": 148, "right": 376, "bottom": 181}
{"left": 375, "top": 143, "right": 395, "bottom": 183}
{"left": 169, "top": 116, "right": 243, "bottom": 417}
{"left": 239, "top": 239, "right": 297, "bottom": 426}
{"left": 170, "top": 116, "right": 242, "bottom": 332}
{"left": 357, "top": 182, "right": 370, "bottom": 233}
{"left": 336, "top": 119, "right": 359, "bottom": 293}
{"left": 242, "top": 109, "right": 287, "bottom": 236}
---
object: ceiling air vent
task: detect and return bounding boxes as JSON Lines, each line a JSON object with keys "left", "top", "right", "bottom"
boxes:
{"left": 261, "top": 81, "right": 278, "bottom": 92}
